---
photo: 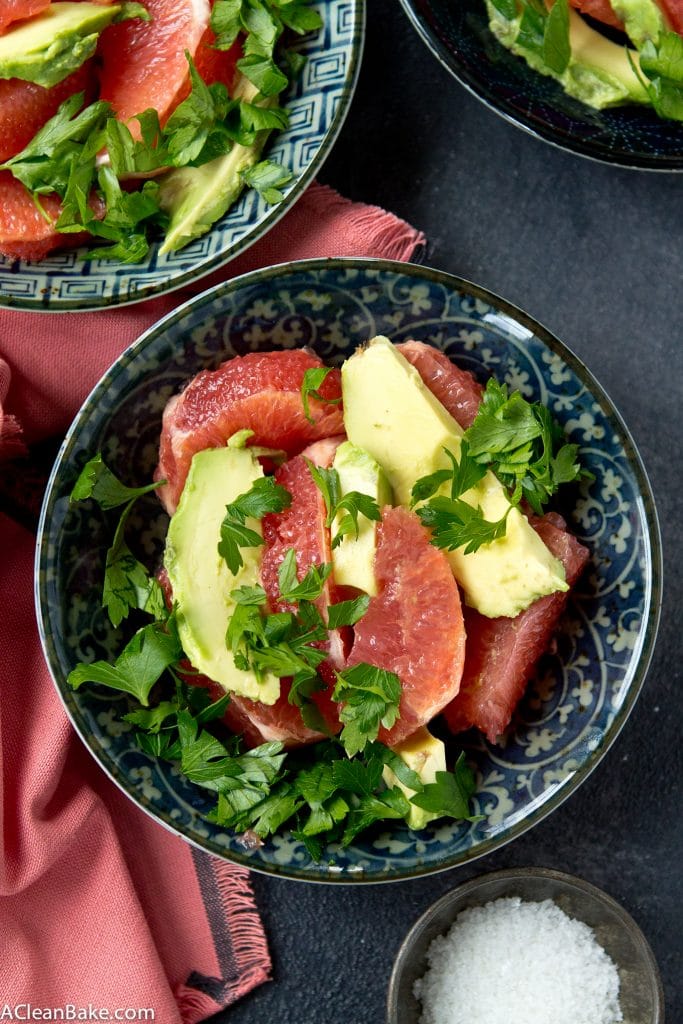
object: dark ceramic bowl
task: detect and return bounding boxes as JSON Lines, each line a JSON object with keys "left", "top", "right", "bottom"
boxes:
{"left": 0, "top": 0, "right": 365, "bottom": 311}
{"left": 399, "top": 0, "right": 683, "bottom": 170}
{"left": 36, "top": 257, "right": 661, "bottom": 881}
{"left": 387, "top": 867, "right": 664, "bottom": 1022}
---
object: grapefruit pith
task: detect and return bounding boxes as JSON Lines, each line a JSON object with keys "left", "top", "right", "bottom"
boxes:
{"left": 397, "top": 340, "right": 484, "bottom": 430}
{"left": 346, "top": 505, "right": 466, "bottom": 747}
{"left": 442, "top": 512, "right": 590, "bottom": 743}
{"left": 228, "top": 437, "right": 346, "bottom": 748}
{"left": 155, "top": 349, "right": 345, "bottom": 515}
{"left": 98, "top": 0, "right": 211, "bottom": 132}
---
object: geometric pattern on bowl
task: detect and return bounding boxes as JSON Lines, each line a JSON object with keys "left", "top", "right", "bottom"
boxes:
{"left": 0, "top": 1, "right": 365, "bottom": 311}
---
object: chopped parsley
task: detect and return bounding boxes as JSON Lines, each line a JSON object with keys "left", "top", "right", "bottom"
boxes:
{"left": 68, "top": 453, "right": 480, "bottom": 855}
{"left": 300, "top": 366, "right": 342, "bottom": 423}
{"left": 0, "top": 0, "right": 322, "bottom": 261}
{"left": 413, "top": 380, "right": 590, "bottom": 554}
{"left": 218, "top": 476, "right": 292, "bottom": 574}
{"left": 305, "top": 459, "right": 381, "bottom": 549}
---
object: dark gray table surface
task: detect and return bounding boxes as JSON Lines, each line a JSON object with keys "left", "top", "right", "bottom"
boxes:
{"left": 213, "top": 3, "right": 682, "bottom": 1022}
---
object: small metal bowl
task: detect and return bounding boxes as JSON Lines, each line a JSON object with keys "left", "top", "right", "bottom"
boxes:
{"left": 387, "top": 867, "right": 664, "bottom": 1023}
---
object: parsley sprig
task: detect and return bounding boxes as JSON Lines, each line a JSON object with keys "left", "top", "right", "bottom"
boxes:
{"left": 70, "top": 453, "right": 166, "bottom": 626}
{"left": 306, "top": 460, "right": 381, "bottom": 549}
{"left": 225, "top": 551, "right": 333, "bottom": 731}
{"left": 211, "top": 0, "right": 323, "bottom": 98}
{"left": 489, "top": 0, "right": 571, "bottom": 76}
{"left": 332, "top": 664, "right": 402, "bottom": 757}
{"left": 413, "top": 379, "right": 590, "bottom": 554}
{"left": 463, "top": 378, "right": 590, "bottom": 514}
{"left": 632, "top": 31, "right": 683, "bottom": 122}
{"left": 300, "top": 366, "right": 342, "bottom": 423}
{"left": 218, "top": 475, "right": 292, "bottom": 574}
{"left": 413, "top": 441, "right": 509, "bottom": 555}
{"left": 1, "top": 0, "right": 321, "bottom": 260}
{"left": 68, "top": 454, "right": 481, "bottom": 855}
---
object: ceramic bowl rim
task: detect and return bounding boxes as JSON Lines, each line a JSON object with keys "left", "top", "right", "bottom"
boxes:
{"left": 0, "top": 0, "right": 366, "bottom": 313}
{"left": 35, "top": 255, "right": 663, "bottom": 883}
{"left": 397, "top": 0, "right": 683, "bottom": 173}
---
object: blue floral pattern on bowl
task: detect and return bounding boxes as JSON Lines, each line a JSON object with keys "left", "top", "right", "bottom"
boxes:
{"left": 36, "top": 258, "right": 661, "bottom": 881}
{"left": 399, "top": 0, "right": 683, "bottom": 170}
{"left": 0, "top": 1, "right": 364, "bottom": 312}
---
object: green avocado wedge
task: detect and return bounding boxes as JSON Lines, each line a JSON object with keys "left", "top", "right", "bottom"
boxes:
{"left": 487, "top": 0, "right": 650, "bottom": 108}
{"left": 164, "top": 444, "right": 280, "bottom": 705}
{"left": 0, "top": 2, "right": 122, "bottom": 89}
{"left": 341, "top": 337, "right": 568, "bottom": 619}
{"left": 158, "top": 75, "right": 277, "bottom": 255}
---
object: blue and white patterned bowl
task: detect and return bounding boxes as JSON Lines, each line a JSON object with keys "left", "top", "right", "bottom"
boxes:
{"left": 36, "top": 258, "right": 661, "bottom": 882}
{"left": 0, "top": 2, "right": 364, "bottom": 312}
{"left": 399, "top": 0, "right": 683, "bottom": 170}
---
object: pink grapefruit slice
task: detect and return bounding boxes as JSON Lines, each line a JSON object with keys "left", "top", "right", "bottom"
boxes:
{"left": 98, "top": 0, "right": 211, "bottom": 131}
{"left": 0, "top": 171, "right": 102, "bottom": 260}
{"left": 346, "top": 505, "right": 466, "bottom": 748}
{"left": 228, "top": 437, "right": 346, "bottom": 748}
{"left": 0, "top": 61, "right": 96, "bottom": 163}
{"left": 442, "top": 512, "right": 590, "bottom": 743}
{"left": 568, "top": 0, "right": 625, "bottom": 29}
{"left": 397, "top": 340, "right": 484, "bottom": 430}
{"left": 0, "top": 0, "right": 50, "bottom": 33}
{"left": 155, "top": 349, "right": 344, "bottom": 515}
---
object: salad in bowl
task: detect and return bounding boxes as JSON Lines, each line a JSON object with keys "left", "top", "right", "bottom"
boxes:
{"left": 0, "top": 1, "right": 363, "bottom": 308}
{"left": 36, "top": 259, "right": 660, "bottom": 880}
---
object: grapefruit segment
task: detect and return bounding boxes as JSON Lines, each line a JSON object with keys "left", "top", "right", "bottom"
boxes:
{"left": 155, "top": 349, "right": 344, "bottom": 515}
{"left": 0, "top": 61, "right": 96, "bottom": 163}
{"left": 186, "top": 27, "right": 242, "bottom": 94}
{"left": 229, "top": 437, "right": 346, "bottom": 748}
{"left": 568, "top": 0, "right": 625, "bottom": 29}
{"left": 347, "top": 506, "right": 466, "bottom": 748}
{"left": 0, "top": 0, "right": 50, "bottom": 32}
{"left": 0, "top": 171, "right": 101, "bottom": 260}
{"left": 660, "top": 0, "right": 683, "bottom": 32}
{"left": 98, "top": 0, "right": 211, "bottom": 133}
{"left": 442, "top": 512, "right": 590, "bottom": 743}
{"left": 397, "top": 340, "right": 484, "bottom": 430}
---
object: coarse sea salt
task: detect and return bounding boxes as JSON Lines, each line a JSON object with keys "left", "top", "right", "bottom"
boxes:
{"left": 414, "top": 896, "right": 623, "bottom": 1024}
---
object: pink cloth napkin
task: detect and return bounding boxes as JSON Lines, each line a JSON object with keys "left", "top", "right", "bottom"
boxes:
{"left": 0, "top": 183, "right": 425, "bottom": 1022}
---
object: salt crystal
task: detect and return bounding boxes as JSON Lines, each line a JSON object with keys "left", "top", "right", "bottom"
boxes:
{"left": 414, "top": 896, "right": 622, "bottom": 1024}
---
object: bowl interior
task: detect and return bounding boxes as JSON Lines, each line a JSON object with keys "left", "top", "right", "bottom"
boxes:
{"left": 36, "top": 258, "right": 661, "bottom": 881}
{"left": 0, "top": 0, "right": 364, "bottom": 311}
{"left": 400, "top": 0, "right": 683, "bottom": 169}
{"left": 387, "top": 867, "right": 664, "bottom": 1023}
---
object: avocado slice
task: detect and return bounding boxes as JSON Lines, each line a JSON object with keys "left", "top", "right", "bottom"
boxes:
{"left": 487, "top": 0, "right": 650, "bottom": 108}
{"left": 164, "top": 444, "right": 280, "bottom": 704}
{"left": 342, "top": 337, "right": 568, "bottom": 619}
{"left": 158, "top": 75, "right": 275, "bottom": 255}
{"left": 0, "top": 3, "right": 121, "bottom": 89}
{"left": 610, "top": 0, "right": 664, "bottom": 48}
{"left": 382, "top": 726, "right": 447, "bottom": 830}
{"left": 331, "top": 441, "right": 393, "bottom": 597}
